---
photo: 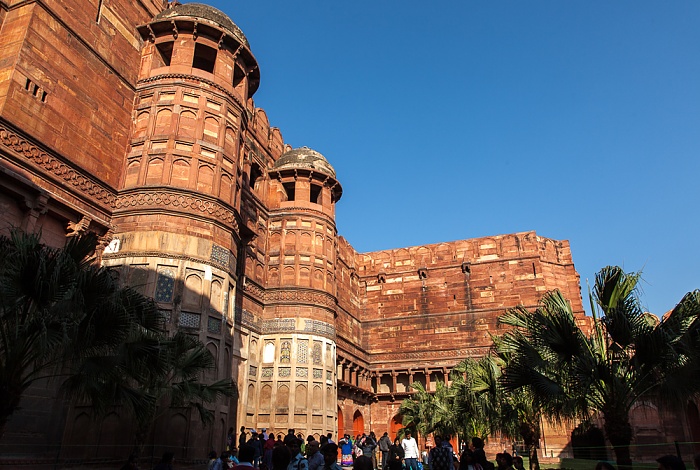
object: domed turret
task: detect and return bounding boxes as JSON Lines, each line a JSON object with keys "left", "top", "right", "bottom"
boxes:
{"left": 268, "top": 146, "right": 342, "bottom": 211}
{"left": 137, "top": 1, "right": 259, "bottom": 97}
{"left": 154, "top": 3, "right": 249, "bottom": 47}
{"left": 273, "top": 147, "right": 336, "bottom": 178}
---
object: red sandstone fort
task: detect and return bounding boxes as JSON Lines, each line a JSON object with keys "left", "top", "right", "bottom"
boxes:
{"left": 0, "top": 0, "right": 696, "bottom": 463}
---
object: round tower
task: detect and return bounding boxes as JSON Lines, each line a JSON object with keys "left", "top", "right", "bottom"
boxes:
{"left": 250, "top": 147, "right": 342, "bottom": 439}
{"left": 102, "top": 3, "right": 258, "bottom": 453}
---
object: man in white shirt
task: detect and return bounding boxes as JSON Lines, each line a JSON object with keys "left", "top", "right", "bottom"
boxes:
{"left": 401, "top": 430, "right": 419, "bottom": 470}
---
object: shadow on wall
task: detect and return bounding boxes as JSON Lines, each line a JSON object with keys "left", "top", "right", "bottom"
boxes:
{"left": 1, "top": 261, "right": 243, "bottom": 465}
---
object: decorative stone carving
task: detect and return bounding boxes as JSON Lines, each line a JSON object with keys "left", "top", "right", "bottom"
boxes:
{"left": 114, "top": 190, "right": 240, "bottom": 232}
{"left": 66, "top": 215, "right": 92, "bottom": 237}
{"left": 0, "top": 125, "right": 116, "bottom": 207}
{"left": 265, "top": 288, "right": 336, "bottom": 308}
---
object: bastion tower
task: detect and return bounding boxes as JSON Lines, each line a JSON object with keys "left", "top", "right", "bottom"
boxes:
{"left": 240, "top": 147, "right": 343, "bottom": 438}
{"left": 100, "top": 1, "right": 345, "bottom": 441}
{"left": 99, "top": 3, "right": 261, "bottom": 449}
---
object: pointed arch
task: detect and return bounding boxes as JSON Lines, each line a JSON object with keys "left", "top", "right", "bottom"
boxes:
{"left": 220, "top": 173, "right": 233, "bottom": 203}
{"left": 352, "top": 410, "right": 364, "bottom": 437}
{"left": 171, "top": 158, "right": 190, "bottom": 187}
{"left": 210, "top": 279, "right": 223, "bottom": 313}
{"left": 145, "top": 157, "right": 163, "bottom": 185}
{"left": 178, "top": 109, "right": 197, "bottom": 138}
{"left": 248, "top": 383, "right": 256, "bottom": 404}
{"left": 299, "top": 267, "right": 310, "bottom": 287}
{"left": 183, "top": 273, "right": 203, "bottom": 307}
{"left": 125, "top": 159, "right": 140, "bottom": 187}
{"left": 338, "top": 406, "right": 344, "bottom": 438}
{"left": 203, "top": 116, "right": 220, "bottom": 143}
{"left": 154, "top": 108, "right": 173, "bottom": 135}
{"left": 389, "top": 414, "right": 402, "bottom": 441}
{"left": 296, "top": 384, "right": 308, "bottom": 409}
{"left": 133, "top": 110, "right": 150, "bottom": 138}
{"left": 224, "top": 126, "right": 237, "bottom": 155}
{"left": 260, "top": 384, "right": 272, "bottom": 410}
{"left": 312, "top": 385, "right": 322, "bottom": 409}
{"left": 276, "top": 384, "right": 289, "bottom": 409}
{"left": 197, "top": 165, "right": 214, "bottom": 193}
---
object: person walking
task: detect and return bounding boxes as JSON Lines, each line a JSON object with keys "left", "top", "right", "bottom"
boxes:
{"left": 387, "top": 438, "right": 404, "bottom": 470}
{"left": 401, "top": 431, "right": 419, "bottom": 470}
{"left": 378, "top": 432, "right": 391, "bottom": 470}
{"left": 429, "top": 436, "right": 453, "bottom": 470}
{"left": 321, "top": 444, "right": 343, "bottom": 470}
{"left": 307, "top": 441, "right": 324, "bottom": 470}
{"left": 287, "top": 437, "right": 309, "bottom": 470}
{"left": 339, "top": 434, "right": 353, "bottom": 467}
{"left": 239, "top": 427, "right": 248, "bottom": 453}
{"left": 362, "top": 432, "right": 378, "bottom": 470}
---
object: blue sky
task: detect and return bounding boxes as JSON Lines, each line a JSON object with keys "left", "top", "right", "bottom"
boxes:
{"left": 208, "top": 1, "right": 700, "bottom": 316}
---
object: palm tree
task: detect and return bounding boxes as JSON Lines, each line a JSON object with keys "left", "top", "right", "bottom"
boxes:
{"left": 498, "top": 266, "right": 700, "bottom": 470}
{"left": 452, "top": 355, "right": 542, "bottom": 470}
{"left": 61, "top": 288, "right": 236, "bottom": 454}
{"left": 131, "top": 331, "right": 236, "bottom": 452}
{"left": 0, "top": 229, "right": 235, "bottom": 452}
{"left": 398, "top": 381, "right": 459, "bottom": 442}
{"left": 0, "top": 229, "right": 162, "bottom": 438}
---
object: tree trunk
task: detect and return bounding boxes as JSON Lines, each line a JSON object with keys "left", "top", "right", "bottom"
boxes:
{"left": 528, "top": 445, "right": 540, "bottom": 470}
{"left": 520, "top": 422, "right": 540, "bottom": 470}
{"left": 0, "top": 382, "right": 23, "bottom": 441}
{"left": 604, "top": 412, "right": 633, "bottom": 470}
{"left": 134, "top": 421, "right": 151, "bottom": 457}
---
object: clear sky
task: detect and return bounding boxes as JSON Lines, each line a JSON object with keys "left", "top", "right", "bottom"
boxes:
{"left": 208, "top": 1, "right": 699, "bottom": 316}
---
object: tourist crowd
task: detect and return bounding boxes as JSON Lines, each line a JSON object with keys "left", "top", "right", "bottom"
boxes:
{"left": 120, "top": 429, "right": 700, "bottom": 470}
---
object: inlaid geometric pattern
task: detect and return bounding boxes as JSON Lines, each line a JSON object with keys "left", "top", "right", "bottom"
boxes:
{"left": 280, "top": 341, "right": 291, "bottom": 364}
{"left": 179, "top": 311, "right": 200, "bottom": 329}
{"left": 208, "top": 316, "right": 221, "bottom": 333}
{"left": 313, "top": 368, "right": 323, "bottom": 379}
{"left": 210, "top": 244, "right": 230, "bottom": 266}
{"left": 154, "top": 267, "right": 176, "bottom": 302}
{"left": 249, "top": 365, "right": 258, "bottom": 377}
{"left": 304, "top": 319, "right": 335, "bottom": 336}
{"left": 159, "top": 309, "right": 171, "bottom": 322}
{"left": 263, "top": 318, "right": 296, "bottom": 333}
{"left": 326, "top": 370, "right": 332, "bottom": 381}
{"left": 279, "top": 367, "right": 291, "bottom": 377}
{"left": 262, "top": 367, "right": 274, "bottom": 378}
{"left": 312, "top": 341, "right": 322, "bottom": 365}
{"left": 298, "top": 340, "right": 308, "bottom": 364}
{"left": 296, "top": 367, "right": 308, "bottom": 378}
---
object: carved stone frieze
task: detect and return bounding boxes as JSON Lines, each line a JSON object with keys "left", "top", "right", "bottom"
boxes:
{"left": 258, "top": 318, "right": 336, "bottom": 340}
{"left": 114, "top": 189, "right": 240, "bottom": 232}
{"left": 102, "top": 249, "right": 231, "bottom": 273}
{"left": 0, "top": 124, "right": 116, "bottom": 208}
{"left": 242, "top": 283, "right": 337, "bottom": 310}
{"left": 265, "top": 288, "right": 336, "bottom": 309}
{"left": 243, "top": 279, "right": 265, "bottom": 301}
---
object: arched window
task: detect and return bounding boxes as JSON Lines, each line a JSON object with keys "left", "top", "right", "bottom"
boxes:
{"left": 263, "top": 342, "right": 275, "bottom": 363}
